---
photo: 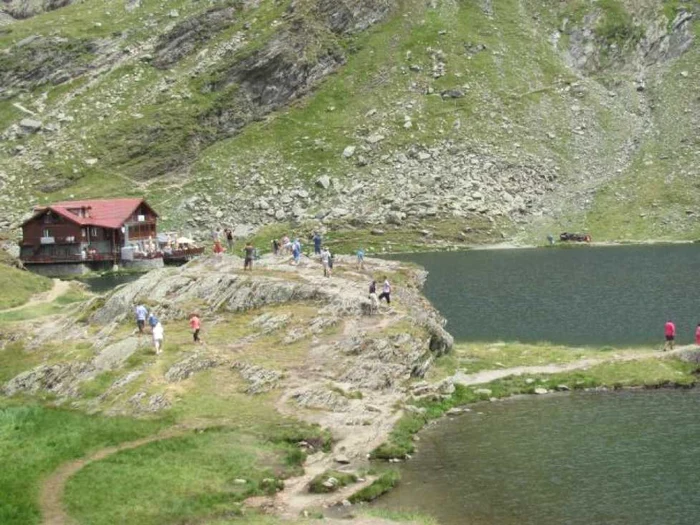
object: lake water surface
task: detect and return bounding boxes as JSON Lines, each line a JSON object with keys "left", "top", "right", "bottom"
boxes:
{"left": 376, "top": 390, "right": 700, "bottom": 525}
{"left": 394, "top": 244, "right": 700, "bottom": 346}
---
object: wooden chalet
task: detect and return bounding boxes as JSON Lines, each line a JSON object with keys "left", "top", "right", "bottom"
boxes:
{"left": 20, "top": 198, "right": 159, "bottom": 267}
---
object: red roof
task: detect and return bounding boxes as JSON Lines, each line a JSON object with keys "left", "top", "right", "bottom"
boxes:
{"left": 25, "top": 198, "right": 157, "bottom": 229}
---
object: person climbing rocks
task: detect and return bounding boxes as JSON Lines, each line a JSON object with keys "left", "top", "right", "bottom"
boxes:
{"left": 271, "top": 238, "right": 280, "bottom": 256}
{"left": 135, "top": 304, "right": 148, "bottom": 334}
{"left": 378, "top": 277, "right": 391, "bottom": 304}
{"left": 152, "top": 321, "right": 164, "bottom": 354}
{"left": 244, "top": 242, "right": 255, "bottom": 271}
{"left": 313, "top": 232, "right": 322, "bottom": 256}
{"left": 292, "top": 239, "right": 301, "bottom": 265}
{"left": 321, "top": 246, "right": 331, "bottom": 277}
{"left": 368, "top": 280, "right": 379, "bottom": 314}
{"left": 213, "top": 227, "right": 224, "bottom": 256}
{"left": 356, "top": 248, "right": 365, "bottom": 270}
{"left": 664, "top": 319, "right": 676, "bottom": 351}
{"left": 189, "top": 313, "right": 201, "bottom": 344}
{"left": 225, "top": 228, "right": 234, "bottom": 252}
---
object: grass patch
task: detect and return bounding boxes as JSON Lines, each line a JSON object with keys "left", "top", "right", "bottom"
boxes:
{"left": 0, "top": 401, "right": 166, "bottom": 525}
{"left": 308, "top": 469, "right": 358, "bottom": 494}
{"left": 64, "top": 427, "right": 292, "bottom": 525}
{"left": 349, "top": 469, "right": 400, "bottom": 503}
{"left": 0, "top": 265, "right": 51, "bottom": 310}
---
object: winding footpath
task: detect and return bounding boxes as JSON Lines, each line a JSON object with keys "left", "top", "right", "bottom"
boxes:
{"left": 451, "top": 346, "right": 693, "bottom": 386}
{"left": 40, "top": 428, "right": 188, "bottom": 525}
{"left": 1, "top": 279, "right": 70, "bottom": 314}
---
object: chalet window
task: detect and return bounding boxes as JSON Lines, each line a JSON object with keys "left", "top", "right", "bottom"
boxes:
{"left": 91, "top": 227, "right": 99, "bottom": 237}
{"left": 42, "top": 228, "right": 51, "bottom": 238}
{"left": 81, "top": 228, "right": 87, "bottom": 238}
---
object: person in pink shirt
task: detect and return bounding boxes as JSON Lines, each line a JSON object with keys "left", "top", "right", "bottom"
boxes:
{"left": 664, "top": 320, "right": 675, "bottom": 351}
{"left": 189, "top": 313, "right": 201, "bottom": 344}
{"left": 695, "top": 323, "right": 700, "bottom": 346}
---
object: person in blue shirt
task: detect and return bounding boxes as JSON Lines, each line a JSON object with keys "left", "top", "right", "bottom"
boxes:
{"left": 148, "top": 313, "right": 159, "bottom": 331}
{"left": 292, "top": 239, "right": 301, "bottom": 266}
{"left": 356, "top": 248, "right": 365, "bottom": 270}
{"left": 135, "top": 304, "right": 148, "bottom": 333}
{"left": 313, "top": 232, "right": 322, "bottom": 255}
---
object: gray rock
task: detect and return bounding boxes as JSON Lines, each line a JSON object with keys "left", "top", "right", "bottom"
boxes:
{"left": 367, "top": 133, "right": 385, "bottom": 144}
{"left": 534, "top": 387, "right": 548, "bottom": 395}
{"left": 165, "top": 354, "right": 219, "bottom": 383}
{"left": 93, "top": 337, "right": 140, "bottom": 371}
{"left": 474, "top": 388, "right": 492, "bottom": 396}
{"left": 316, "top": 175, "right": 331, "bottom": 189}
{"left": 19, "top": 119, "right": 42, "bottom": 132}
{"left": 334, "top": 454, "right": 350, "bottom": 464}
{"left": 232, "top": 362, "right": 282, "bottom": 394}
{"left": 342, "top": 145, "right": 356, "bottom": 158}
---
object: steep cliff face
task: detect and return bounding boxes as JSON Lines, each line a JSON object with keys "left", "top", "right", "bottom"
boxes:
{"left": 0, "top": 0, "right": 698, "bottom": 242}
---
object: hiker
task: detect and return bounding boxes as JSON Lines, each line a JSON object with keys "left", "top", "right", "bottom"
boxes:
{"left": 271, "top": 238, "right": 280, "bottom": 256}
{"left": 281, "top": 235, "right": 291, "bottom": 254}
{"left": 135, "top": 304, "right": 148, "bottom": 333}
{"left": 313, "top": 232, "right": 322, "bottom": 255}
{"left": 378, "top": 277, "right": 391, "bottom": 304}
{"left": 368, "top": 280, "right": 379, "bottom": 314}
{"left": 244, "top": 242, "right": 255, "bottom": 271}
{"left": 189, "top": 313, "right": 201, "bottom": 344}
{"left": 356, "top": 248, "right": 365, "bottom": 270}
{"left": 547, "top": 234, "right": 554, "bottom": 246}
{"left": 148, "top": 313, "right": 159, "bottom": 331}
{"left": 328, "top": 248, "right": 334, "bottom": 273}
{"left": 152, "top": 321, "right": 164, "bottom": 354}
{"left": 664, "top": 319, "right": 676, "bottom": 351}
{"left": 225, "top": 228, "right": 234, "bottom": 251}
{"left": 291, "top": 239, "right": 301, "bottom": 265}
{"left": 320, "top": 246, "right": 331, "bottom": 277}
{"left": 695, "top": 323, "right": 700, "bottom": 346}
{"left": 212, "top": 227, "right": 221, "bottom": 242}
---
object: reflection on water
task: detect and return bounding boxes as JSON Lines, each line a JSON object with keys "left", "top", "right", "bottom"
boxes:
{"left": 376, "top": 390, "right": 700, "bottom": 525}
{"left": 393, "top": 244, "right": 700, "bottom": 346}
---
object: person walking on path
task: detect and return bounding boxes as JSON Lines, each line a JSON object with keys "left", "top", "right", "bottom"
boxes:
{"left": 225, "top": 228, "right": 234, "bottom": 252}
{"left": 664, "top": 319, "right": 676, "bottom": 351}
{"left": 378, "top": 277, "right": 392, "bottom": 304}
{"left": 272, "top": 238, "right": 280, "bottom": 256}
{"left": 148, "top": 313, "right": 159, "bottom": 332}
{"left": 356, "top": 248, "right": 365, "bottom": 270}
{"left": 135, "top": 304, "right": 148, "bottom": 334}
{"left": 313, "top": 232, "right": 322, "bottom": 256}
{"left": 152, "top": 321, "right": 164, "bottom": 354}
{"left": 695, "top": 323, "right": 700, "bottom": 346}
{"left": 243, "top": 242, "right": 255, "bottom": 271}
{"left": 321, "top": 246, "right": 331, "bottom": 277}
{"left": 189, "top": 313, "right": 201, "bottom": 344}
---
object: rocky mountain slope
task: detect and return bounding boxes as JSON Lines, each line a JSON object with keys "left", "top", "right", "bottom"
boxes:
{"left": 0, "top": 0, "right": 698, "bottom": 243}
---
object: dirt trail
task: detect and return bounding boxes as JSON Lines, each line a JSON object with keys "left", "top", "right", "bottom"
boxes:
{"left": 452, "top": 347, "right": 693, "bottom": 386}
{"left": 39, "top": 428, "right": 186, "bottom": 525}
{"left": 1, "top": 279, "right": 70, "bottom": 313}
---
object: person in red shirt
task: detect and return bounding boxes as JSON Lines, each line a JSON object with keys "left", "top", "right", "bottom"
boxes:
{"left": 664, "top": 320, "right": 676, "bottom": 351}
{"left": 695, "top": 323, "right": 700, "bottom": 346}
{"left": 189, "top": 313, "right": 201, "bottom": 344}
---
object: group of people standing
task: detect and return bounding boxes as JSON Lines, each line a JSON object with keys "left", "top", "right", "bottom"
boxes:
{"left": 135, "top": 304, "right": 202, "bottom": 351}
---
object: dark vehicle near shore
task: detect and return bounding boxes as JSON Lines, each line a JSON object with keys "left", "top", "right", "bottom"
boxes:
{"left": 559, "top": 232, "right": 591, "bottom": 242}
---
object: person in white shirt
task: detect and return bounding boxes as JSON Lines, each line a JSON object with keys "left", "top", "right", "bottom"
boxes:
{"left": 378, "top": 277, "right": 391, "bottom": 304}
{"left": 152, "top": 322, "right": 164, "bottom": 354}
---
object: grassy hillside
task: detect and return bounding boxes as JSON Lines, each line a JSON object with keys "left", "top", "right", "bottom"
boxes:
{"left": 0, "top": 264, "right": 51, "bottom": 310}
{"left": 0, "top": 0, "right": 698, "bottom": 244}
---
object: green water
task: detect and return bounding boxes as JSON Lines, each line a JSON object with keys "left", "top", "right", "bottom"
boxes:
{"left": 394, "top": 244, "right": 700, "bottom": 346}
{"left": 377, "top": 390, "right": 700, "bottom": 524}
{"left": 79, "top": 273, "right": 141, "bottom": 293}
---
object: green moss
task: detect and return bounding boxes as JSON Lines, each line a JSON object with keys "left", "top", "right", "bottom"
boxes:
{"left": 348, "top": 469, "right": 400, "bottom": 503}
